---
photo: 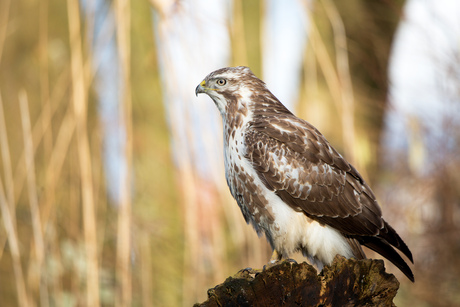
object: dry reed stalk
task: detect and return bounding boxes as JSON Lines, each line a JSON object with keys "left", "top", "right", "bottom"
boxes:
{"left": 139, "top": 233, "right": 153, "bottom": 307}
{"left": 0, "top": 92, "right": 16, "bottom": 237}
{"left": 13, "top": 69, "right": 70, "bottom": 204}
{"left": 307, "top": 18, "right": 343, "bottom": 112}
{"left": 0, "top": 0, "right": 14, "bottom": 262}
{"left": 0, "top": 92, "right": 29, "bottom": 307}
{"left": 0, "top": 177, "right": 29, "bottom": 307}
{"left": 14, "top": 55, "right": 94, "bottom": 203}
{"left": 67, "top": 0, "right": 100, "bottom": 305}
{"left": 303, "top": 30, "right": 319, "bottom": 115}
{"left": 322, "top": 0, "right": 357, "bottom": 166}
{"left": 37, "top": 3, "right": 53, "bottom": 303}
{"left": 39, "top": 0, "right": 53, "bottom": 162}
{"left": 151, "top": 22, "right": 200, "bottom": 302}
{"left": 165, "top": 101, "right": 200, "bottom": 304}
{"left": 180, "top": 164, "right": 200, "bottom": 306}
{"left": 180, "top": 102, "right": 223, "bottom": 304}
{"left": 207, "top": 185, "right": 225, "bottom": 282}
{"left": 0, "top": 0, "right": 11, "bottom": 63}
{"left": 232, "top": 0, "right": 249, "bottom": 65}
{"left": 114, "top": 0, "right": 133, "bottom": 305}
{"left": 306, "top": 5, "right": 361, "bottom": 169}
{"left": 40, "top": 101, "right": 76, "bottom": 233}
{"left": 19, "top": 90, "right": 48, "bottom": 306}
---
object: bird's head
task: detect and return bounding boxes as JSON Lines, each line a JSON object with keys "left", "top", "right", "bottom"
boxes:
{"left": 195, "top": 66, "right": 264, "bottom": 115}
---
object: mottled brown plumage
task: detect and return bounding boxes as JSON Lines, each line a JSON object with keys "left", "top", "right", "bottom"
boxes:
{"left": 195, "top": 66, "right": 414, "bottom": 282}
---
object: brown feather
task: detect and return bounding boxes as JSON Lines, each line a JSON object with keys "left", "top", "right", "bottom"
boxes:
{"left": 345, "top": 237, "right": 367, "bottom": 260}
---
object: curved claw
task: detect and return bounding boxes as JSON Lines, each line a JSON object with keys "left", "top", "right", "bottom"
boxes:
{"left": 285, "top": 258, "right": 298, "bottom": 265}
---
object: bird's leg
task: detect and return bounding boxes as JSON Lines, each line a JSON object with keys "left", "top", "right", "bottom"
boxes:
{"left": 262, "top": 250, "right": 284, "bottom": 271}
{"left": 263, "top": 250, "right": 298, "bottom": 271}
{"left": 270, "top": 249, "right": 282, "bottom": 263}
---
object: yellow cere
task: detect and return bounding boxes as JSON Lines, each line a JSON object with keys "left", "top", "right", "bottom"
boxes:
{"left": 200, "top": 79, "right": 217, "bottom": 91}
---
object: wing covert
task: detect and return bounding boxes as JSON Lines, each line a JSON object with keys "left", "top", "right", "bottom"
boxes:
{"left": 246, "top": 115, "right": 384, "bottom": 236}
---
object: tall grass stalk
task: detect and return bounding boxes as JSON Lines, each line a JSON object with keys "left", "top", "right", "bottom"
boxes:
{"left": 0, "top": 0, "right": 13, "bottom": 261}
{"left": 305, "top": 3, "right": 363, "bottom": 172}
{"left": 41, "top": 100, "right": 75, "bottom": 233}
{"left": 0, "top": 92, "right": 16, "bottom": 238}
{"left": 13, "top": 70, "right": 70, "bottom": 203}
{"left": 19, "top": 90, "right": 48, "bottom": 306}
{"left": 0, "top": 176, "right": 28, "bottom": 307}
{"left": 321, "top": 0, "right": 357, "bottom": 166}
{"left": 0, "top": 0, "right": 11, "bottom": 63}
{"left": 67, "top": 0, "right": 100, "bottom": 305}
{"left": 115, "top": 0, "right": 133, "bottom": 305}
{"left": 0, "top": 92, "right": 29, "bottom": 307}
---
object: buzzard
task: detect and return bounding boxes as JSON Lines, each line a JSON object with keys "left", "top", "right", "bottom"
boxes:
{"left": 195, "top": 66, "right": 414, "bottom": 282}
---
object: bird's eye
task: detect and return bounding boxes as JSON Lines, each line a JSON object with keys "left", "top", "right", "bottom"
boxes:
{"left": 216, "top": 79, "right": 227, "bottom": 86}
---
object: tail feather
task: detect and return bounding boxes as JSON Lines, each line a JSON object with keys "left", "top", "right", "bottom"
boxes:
{"left": 361, "top": 236, "right": 414, "bottom": 282}
{"left": 345, "top": 237, "right": 366, "bottom": 260}
{"left": 378, "top": 220, "right": 413, "bottom": 263}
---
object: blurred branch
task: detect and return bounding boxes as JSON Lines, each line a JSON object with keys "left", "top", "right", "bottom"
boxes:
{"left": 67, "top": 0, "right": 100, "bottom": 305}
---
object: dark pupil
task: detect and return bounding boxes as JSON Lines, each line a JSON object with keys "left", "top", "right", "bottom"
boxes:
{"left": 218, "top": 79, "right": 225, "bottom": 85}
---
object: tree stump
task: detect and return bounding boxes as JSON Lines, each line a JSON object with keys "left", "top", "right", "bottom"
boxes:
{"left": 195, "top": 256, "right": 399, "bottom": 307}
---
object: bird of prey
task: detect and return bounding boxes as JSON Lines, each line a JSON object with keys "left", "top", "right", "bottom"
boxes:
{"left": 195, "top": 66, "right": 414, "bottom": 282}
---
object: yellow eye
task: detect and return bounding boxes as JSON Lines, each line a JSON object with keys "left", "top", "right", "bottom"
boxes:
{"left": 216, "top": 79, "right": 227, "bottom": 86}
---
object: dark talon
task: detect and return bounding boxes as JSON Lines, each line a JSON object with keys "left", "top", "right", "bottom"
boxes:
{"left": 286, "top": 258, "right": 297, "bottom": 264}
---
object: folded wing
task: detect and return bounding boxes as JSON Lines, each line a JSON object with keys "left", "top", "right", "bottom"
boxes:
{"left": 246, "top": 115, "right": 414, "bottom": 281}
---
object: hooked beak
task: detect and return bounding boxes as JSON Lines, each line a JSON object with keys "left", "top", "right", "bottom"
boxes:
{"left": 195, "top": 80, "right": 206, "bottom": 96}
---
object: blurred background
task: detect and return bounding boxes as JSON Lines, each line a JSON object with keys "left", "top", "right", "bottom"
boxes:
{"left": 0, "top": 0, "right": 459, "bottom": 306}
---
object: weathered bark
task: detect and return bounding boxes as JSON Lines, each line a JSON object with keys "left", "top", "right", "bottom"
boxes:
{"left": 195, "top": 256, "right": 399, "bottom": 307}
